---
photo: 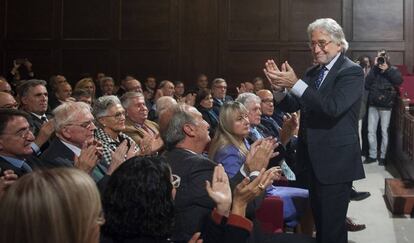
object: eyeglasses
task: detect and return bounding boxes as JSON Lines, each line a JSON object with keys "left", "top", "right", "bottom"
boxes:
{"left": 101, "top": 111, "right": 126, "bottom": 120}
{"left": 214, "top": 85, "right": 227, "bottom": 89}
{"left": 172, "top": 174, "right": 181, "bottom": 188}
{"left": 308, "top": 40, "right": 333, "bottom": 50}
{"left": 0, "top": 126, "right": 34, "bottom": 139}
{"left": 96, "top": 210, "right": 105, "bottom": 226}
{"left": 66, "top": 119, "right": 95, "bottom": 129}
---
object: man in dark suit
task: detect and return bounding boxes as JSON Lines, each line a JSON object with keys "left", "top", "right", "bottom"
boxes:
{"left": 0, "top": 109, "right": 43, "bottom": 177}
{"left": 211, "top": 78, "right": 233, "bottom": 115}
{"left": 264, "top": 18, "right": 365, "bottom": 243}
{"left": 40, "top": 102, "right": 125, "bottom": 188}
{"left": 17, "top": 79, "right": 52, "bottom": 136}
{"left": 160, "top": 104, "right": 271, "bottom": 242}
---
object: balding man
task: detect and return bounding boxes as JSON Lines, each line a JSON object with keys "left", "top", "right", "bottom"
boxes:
{"left": 148, "top": 95, "right": 177, "bottom": 121}
{"left": 161, "top": 104, "right": 273, "bottom": 242}
{"left": 0, "top": 80, "right": 13, "bottom": 95}
{"left": 0, "top": 92, "right": 18, "bottom": 109}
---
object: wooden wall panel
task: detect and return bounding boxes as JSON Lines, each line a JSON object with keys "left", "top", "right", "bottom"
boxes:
{"left": 0, "top": 0, "right": 413, "bottom": 83}
{"left": 287, "top": 50, "right": 314, "bottom": 78}
{"left": 61, "top": 50, "right": 112, "bottom": 83}
{"left": 353, "top": 0, "right": 404, "bottom": 41}
{"left": 225, "top": 51, "right": 280, "bottom": 84}
{"left": 179, "top": 0, "right": 218, "bottom": 84}
{"left": 288, "top": 0, "right": 342, "bottom": 41}
{"left": 6, "top": 0, "right": 54, "bottom": 39}
{"left": 121, "top": 0, "right": 171, "bottom": 40}
{"left": 62, "top": 0, "right": 112, "bottom": 39}
{"left": 228, "top": 0, "right": 280, "bottom": 41}
{"left": 119, "top": 50, "right": 171, "bottom": 81}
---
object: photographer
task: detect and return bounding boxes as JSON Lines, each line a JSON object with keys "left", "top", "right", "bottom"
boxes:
{"left": 364, "top": 50, "right": 403, "bottom": 165}
{"left": 8, "top": 58, "right": 35, "bottom": 89}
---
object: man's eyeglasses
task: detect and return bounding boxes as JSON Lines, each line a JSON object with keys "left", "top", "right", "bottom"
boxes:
{"left": 101, "top": 111, "right": 126, "bottom": 120}
{"left": 66, "top": 120, "right": 95, "bottom": 129}
{"left": 308, "top": 40, "right": 333, "bottom": 50}
{"left": 172, "top": 174, "right": 181, "bottom": 188}
{"left": 0, "top": 127, "right": 34, "bottom": 139}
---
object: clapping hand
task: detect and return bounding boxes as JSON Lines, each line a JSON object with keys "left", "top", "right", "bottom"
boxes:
{"left": 206, "top": 164, "right": 232, "bottom": 217}
{"left": 279, "top": 112, "right": 299, "bottom": 146}
{"left": 245, "top": 138, "right": 279, "bottom": 173}
{"left": 0, "top": 169, "right": 18, "bottom": 199}
{"left": 264, "top": 59, "right": 299, "bottom": 89}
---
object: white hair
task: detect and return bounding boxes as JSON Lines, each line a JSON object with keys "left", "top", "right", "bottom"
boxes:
{"left": 307, "top": 18, "right": 349, "bottom": 52}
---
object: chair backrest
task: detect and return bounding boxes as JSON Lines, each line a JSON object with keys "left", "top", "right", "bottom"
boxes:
{"left": 400, "top": 76, "right": 414, "bottom": 104}
{"left": 396, "top": 65, "right": 410, "bottom": 76}
{"left": 255, "top": 196, "right": 284, "bottom": 234}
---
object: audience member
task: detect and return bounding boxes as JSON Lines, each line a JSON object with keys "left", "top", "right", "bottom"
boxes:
{"left": 72, "top": 89, "right": 93, "bottom": 105}
{"left": 174, "top": 80, "right": 185, "bottom": 102}
{"left": 50, "top": 81, "right": 73, "bottom": 109}
{"left": 196, "top": 73, "right": 209, "bottom": 92}
{"left": 0, "top": 79, "right": 13, "bottom": 95}
{"left": 195, "top": 89, "right": 219, "bottom": 138}
{"left": 211, "top": 78, "right": 233, "bottom": 115}
{"left": 17, "top": 79, "right": 52, "bottom": 136}
{"left": 40, "top": 102, "right": 122, "bottom": 183}
{"left": 253, "top": 77, "right": 265, "bottom": 93}
{"left": 123, "top": 79, "right": 143, "bottom": 93}
{"left": 161, "top": 104, "right": 276, "bottom": 242}
{"left": 148, "top": 94, "right": 178, "bottom": 122}
{"left": 75, "top": 78, "right": 96, "bottom": 99}
{"left": 121, "top": 92, "right": 163, "bottom": 155}
{"left": 0, "top": 168, "right": 104, "bottom": 243}
{"left": 154, "top": 80, "right": 175, "bottom": 101}
{"left": 93, "top": 95, "right": 138, "bottom": 168}
{"left": 100, "top": 77, "right": 115, "bottom": 96}
{"left": 0, "top": 109, "right": 44, "bottom": 176}
{"left": 0, "top": 92, "right": 18, "bottom": 109}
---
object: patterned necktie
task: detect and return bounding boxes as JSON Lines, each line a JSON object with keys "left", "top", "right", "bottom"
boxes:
{"left": 315, "top": 66, "right": 328, "bottom": 89}
{"left": 21, "top": 160, "right": 33, "bottom": 173}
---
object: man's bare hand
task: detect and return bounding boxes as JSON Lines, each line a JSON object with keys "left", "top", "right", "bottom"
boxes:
{"left": 74, "top": 142, "right": 99, "bottom": 174}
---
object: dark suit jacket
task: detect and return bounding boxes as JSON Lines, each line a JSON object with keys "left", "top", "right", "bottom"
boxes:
{"left": 0, "top": 155, "right": 44, "bottom": 177}
{"left": 163, "top": 148, "right": 257, "bottom": 242}
{"left": 40, "top": 138, "right": 110, "bottom": 192}
{"left": 212, "top": 95, "right": 233, "bottom": 115}
{"left": 278, "top": 54, "right": 365, "bottom": 184}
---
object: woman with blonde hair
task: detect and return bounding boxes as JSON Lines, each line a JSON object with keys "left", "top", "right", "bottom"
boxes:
{"left": 75, "top": 78, "right": 96, "bottom": 99}
{"left": 209, "top": 101, "right": 312, "bottom": 233}
{"left": 0, "top": 168, "right": 104, "bottom": 243}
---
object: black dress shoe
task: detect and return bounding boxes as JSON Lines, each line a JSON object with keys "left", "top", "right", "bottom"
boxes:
{"left": 346, "top": 217, "right": 366, "bottom": 232}
{"left": 363, "top": 157, "right": 377, "bottom": 164}
{"left": 350, "top": 189, "right": 371, "bottom": 201}
{"left": 378, "top": 158, "right": 386, "bottom": 166}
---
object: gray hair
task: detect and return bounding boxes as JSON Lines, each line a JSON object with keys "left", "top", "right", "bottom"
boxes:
{"left": 162, "top": 104, "right": 197, "bottom": 150}
{"left": 100, "top": 76, "right": 114, "bottom": 84}
{"left": 235, "top": 92, "right": 261, "bottom": 109}
{"left": 307, "top": 18, "right": 349, "bottom": 52}
{"left": 156, "top": 96, "right": 177, "bottom": 116}
{"left": 211, "top": 78, "right": 226, "bottom": 87}
{"left": 92, "top": 95, "right": 121, "bottom": 118}
{"left": 120, "top": 91, "right": 144, "bottom": 109}
{"left": 17, "top": 79, "right": 47, "bottom": 97}
{"left": 53, "top": 102, "right": 92, "bottom": 132}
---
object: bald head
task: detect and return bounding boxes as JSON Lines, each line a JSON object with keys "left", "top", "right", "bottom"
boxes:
{"left": 0, "top": 80, "right": 12, "bottom": 94}
{"left": 256, "top": 89, "right": 274, "bottom": 116}
{"left": 156, "top": 96, "right": 178, "bottom": 116}
{"left": 0, "top": 92, "right": 18, "bottom": 109}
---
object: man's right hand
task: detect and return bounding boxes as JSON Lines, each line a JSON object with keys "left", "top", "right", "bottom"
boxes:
{"left": 74, "top": 142, "right": 99, "bottom": 174}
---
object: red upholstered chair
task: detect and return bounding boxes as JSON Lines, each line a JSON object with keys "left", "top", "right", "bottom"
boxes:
{"left": 396, "top": 65, "right": 410, "bottom": 76}
{"left": 399, "top": 76, "right": 414, "bottom": 105}
{"left": 255, "top": 196, "right": 284, "bottom": 234}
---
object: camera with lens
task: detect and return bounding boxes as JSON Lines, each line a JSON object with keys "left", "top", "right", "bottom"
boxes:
{"left": 377, "top": 51, "right": 387, "bottom": 65}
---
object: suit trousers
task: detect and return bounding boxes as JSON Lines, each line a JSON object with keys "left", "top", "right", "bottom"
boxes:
{"left": 309, "top": 168, "right": 352, "bottom": 243}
